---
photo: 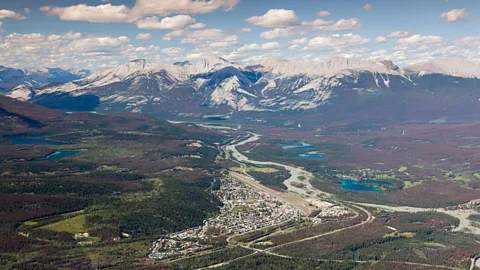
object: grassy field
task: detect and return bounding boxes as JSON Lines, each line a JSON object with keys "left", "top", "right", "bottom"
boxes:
{"left": 403, "top": 181, "right": 423, "bottom": 189}
{"left": 41, "top": 214, "right": 87, "bottom": 234}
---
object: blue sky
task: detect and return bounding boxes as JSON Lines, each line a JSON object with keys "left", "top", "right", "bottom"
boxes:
{"left": 0, "top": 0, "right": 479, "bottom": 70}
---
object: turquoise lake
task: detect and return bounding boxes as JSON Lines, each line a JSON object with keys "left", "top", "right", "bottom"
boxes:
{"left": 339, "top": 179, "right": 394, "bottom": 192}
{"left": 298, "top": 153, "right": 325, "bottom": 158}
{"left": 40, "top": 150, "right": 86, "bottom": 161}
{"left": 279, "top": 141, "right": 316, "bottom": 150}
{"left": 6, "top": 134, "right": 66, "bottom": 146}
{"left": 6, "top": 134, "right": 85, "bottom": 161}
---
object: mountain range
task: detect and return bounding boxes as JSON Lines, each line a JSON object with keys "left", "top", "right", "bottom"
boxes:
{"left": 4, "top": 56, "right": 480, "bottom": 124}
{"left": 0, "top": 66, "right": 91, "bottom": 93}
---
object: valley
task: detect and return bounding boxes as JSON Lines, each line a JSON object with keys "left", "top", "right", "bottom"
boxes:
{"left": 1, "top": 57, "right": 480, "bottom": 269}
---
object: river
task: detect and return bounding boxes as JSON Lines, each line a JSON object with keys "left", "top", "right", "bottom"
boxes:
{"left": 192, "top": 122, "right": 480, "bottom": 235}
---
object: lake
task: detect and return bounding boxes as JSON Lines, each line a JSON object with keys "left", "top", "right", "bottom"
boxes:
{"left": 5, "top": 134, "right": 67, "bottom": 146}
{"left": 5, "top": 134, "right": 85, "bottom": 161}
{"left": 40, "top": 150, "right": 86, "bottom": 161}
{"left": 298, "top": 153, "right": 325, "bottom": 158}
{"left": 339, "top": 179, "right": 394, "bottom": 192}
{"left": 279, "top": 141, "right": 316, "bottom": 150}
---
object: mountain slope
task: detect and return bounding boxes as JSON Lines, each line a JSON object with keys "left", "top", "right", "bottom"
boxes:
{"left": 406, "top": 57, "right": 480, "bottom": 79}
{"left": 7, "top": 57, "right": 480, "bottom": 124}
{"left": 0, "top": 66, "right": 91, "bottom": 92}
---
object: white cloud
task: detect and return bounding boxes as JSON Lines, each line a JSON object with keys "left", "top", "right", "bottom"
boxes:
{"left": 130, "top": 0, "right": 240, "bottom": 17}
{"left": 68, "top": 36, "right": 130, "bottom": 52}
{"left": 161, "top": 47, "right": 185, "bottom": 56}
{"left": 440, "top": 8, "right": 469, "bottom": 23}
{"left": 260, "top": 27, "right": 304, "bottom": 39}
{"left": 44, "top": 4, "right": 132, "bottom": 23}
{"left": 363, "top": 3, "right": 372, "bottom": 11}
{"left": 288, "top": 44, "right": 304, "bottom": 51}
{"left": 455, "top": 36, "right": 480, "bottom": 47}
{"left": 261, "top": 18, "right": 362, "bottom": 39}
{"left": 375, "top": 36, "right": 387, "bottom": 43}
{"left": 387, "top": 31, "right": 410, "bottom": 38}
{"left": 24, "top": 8, "right": 31, "bottom": 14}
{"left": 238, "top": 28, "right": 252, "bottom": 32}
{"left": 238, "top": 42, "right": 280, "bottom": 51}
{"left": 396, "top": 35, "right": 444, "bottom": 46}
{"left": 136, "top": 33, "right": 152, "bottom": 40}
{"left": 39, "top": 6, "right": 51, "bottom": 12}
{"left": 190, "top": 23, "right": 206, "bottom": 29}
{"left": 307, "top": 33, "right": 370, "bottom": 49}
{"left": 0, "top": 32, "right": 145, "bottom": 70}
{"left": 135, "top": 15, "right": 196, "bottom": 29}
{"left": 246, "top": 9, "right": 298, "bottom": 28}
{"left": 0, "top": 9, "right": 26, "bottom": 20}
{"left": 317, "top": 11, "right": 331, "bottom": 17}
{"left": 323, "top": 18, "right": 362, "bottom": 31}
{"left": 43, "top": 0, "right": 239, "bottom": 23}
{"left": 289, "top": 38, "right": 308, "bottom": 45}
{"left": 163, "top": 30, "right": 185, "bottom": 41}
{"left": 181, "top": 29, "right": 239, "bottom": 49}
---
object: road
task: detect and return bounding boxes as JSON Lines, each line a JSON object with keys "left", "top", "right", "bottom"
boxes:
{"left": 358, "top": 202, "right": 480, "bottom": 235}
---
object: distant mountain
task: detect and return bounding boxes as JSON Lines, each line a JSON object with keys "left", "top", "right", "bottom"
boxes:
{"left": 68, "top": 68, "right": 92, "bottom": 78}
{"left": 0, "top": 65, "right": 91, "bottom": 92}
{"left": 406, "top": 57, "right": 480, "bottom": 79}
{"left": 6, "top": 57, "right": 480, "bottom": 124}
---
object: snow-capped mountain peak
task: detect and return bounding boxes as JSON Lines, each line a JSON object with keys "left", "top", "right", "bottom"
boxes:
{"left": 406, "top": 57, "right": 480, "bottom": 79}
{"left": 79, "top": 59, "right": 158, "bottom": 86}
{"left": 256, "top": 57, "right": 405, "bottom": 77}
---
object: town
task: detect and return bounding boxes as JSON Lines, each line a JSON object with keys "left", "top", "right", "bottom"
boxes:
{"left": 149, "top": 176, "right": 303, "bottom": 260}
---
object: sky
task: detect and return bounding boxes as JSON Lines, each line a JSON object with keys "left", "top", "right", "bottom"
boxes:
{"left": 0, "top": 0, "right": 479, "bottom": 70}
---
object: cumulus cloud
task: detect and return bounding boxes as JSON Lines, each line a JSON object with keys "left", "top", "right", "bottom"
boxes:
{"left": 68, "top": 36, "right": 130, "bottom": 52}
{"left": 261, "top": 18, "right": 362, "bottom": 39}
{"left": 0, "top": 9, "right": 26, "bottom": 20}
{"left": 363, "top": 3, "right": 372, "bottom": 11}
{"left": 246, "top": 9, "right": 298, "bottom": 28}
{"left": 387, "top": 31, "right": 410, "bottom": 38}
{"left": 238, "top": 42, "right": 280, "bottom": 51}
{"left": 317, "top": 11, "right": 331, "bottom": 17}
{"left": 238, "top": 28, "right": 252, "bottom": 32}
{"left": 190, "top": 23, "right": 206, "bottom": 29}
{"left": 130, "top": 0, "right": 240, "bottom": 17}
{"left": 396, "top": 35, "right": 444, "bottom": 46}
{"left": 24, "top": 8, "right": 31, "bottom": 14}
{"left": 161, "top": 47, "right": 185, "bottom": 55}
{"left": 323, "top": 18, "right": 362, "bottom": 31}
{"left": 40, "top": 6, "right": 51, "bottom": 12}
{"left": 260, "top": 27, "right": 305, "bottom": 39}
{"left": 455, "top": 36, "right": 480, "bottom": 47}
{"left": 306, "top": 33, "right": 370, "bottom": 49}
{"left": 375, "top": 36, "right": 387, "bottom": 43}
{"left": 136, "top": 33, "right": 152, "bottom": 40}
{"left": 43, "top": 0, "right": 239, "bottom": 23}
{"left": 181, "top": 29, "right": 239, "bottom": 49}
{"left": 0, "top": 32, "right": 148, "bottom": 70}
{"left": 289, "top": 38, "right": 308, "bottom": 45}
{"left": 163, "top": 30, "right": 185, "bottom": 41}
{"left": 44, "top": 4, "right": 132, "bottom": 23}
{"left": 135, "top": 15, "right": 196, "bottom": 29}
{"left": 440, "top": 8, "right": 469, "bottom": 23}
